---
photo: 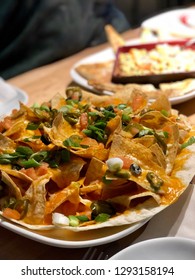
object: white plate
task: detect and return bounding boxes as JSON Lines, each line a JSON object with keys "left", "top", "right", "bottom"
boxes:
{"left": 0, "top": 78, "right": 28, "bottom": 116}
{"left": 110, "top": 237, "right": 195, "bottom": 260}
{"left": 70, "top": 41, "right": 195, "bottom": 105}
{"left": 0, "top": 76, "right": 148, "bottom": 248}
{"left": 70, "top": 38, "right": 140, "bottom": 96}
{"left": 70, "top": 47, "right": 115, "bottom": 95}
{"left": 142, "top": 8, "right": 195, "bottom": 39}
{"left": 0, "top": 216, "right": 148, "bottom": 248}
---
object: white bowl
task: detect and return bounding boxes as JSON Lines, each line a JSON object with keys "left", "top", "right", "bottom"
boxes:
{"left": 110, "top": 237, "right": 195, "bottom": 260}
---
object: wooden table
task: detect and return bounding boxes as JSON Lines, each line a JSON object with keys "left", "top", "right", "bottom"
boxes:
{"left": 1, "top": 27, "right": 195, "bottom": 260}
{"left": 7, "top": 28, "right": 195, "bottom": 124}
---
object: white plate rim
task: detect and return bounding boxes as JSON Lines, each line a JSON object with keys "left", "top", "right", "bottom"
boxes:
{"left": 70, "top": 40, "right": 195, "bottom": 105}
{"left": 110, "top": 236, "right": 195, "bottom": 260}
{"left": 141, "top": 8, "right": 195, "bottom": 36}
{"left": 0, "top": 86, "right": 28, "bottom": 117}
{"left": 14, "top": 86, "right": 28, "bottom": 104}
{"left": 0, "top": 216, "right": 149, "bottom": 248}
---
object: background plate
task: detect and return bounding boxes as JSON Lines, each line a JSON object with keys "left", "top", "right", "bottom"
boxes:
{"left": 70, "top": 42, "right": 195, "bottom": 105}
{"left": 110, "top": 237, "right": 195, "bottom": 260}
{"left": 141, "top": 8, "right": 195, "bottom": 39}
{"left": 0, "top": 78, "right": 28, "bottom": 117}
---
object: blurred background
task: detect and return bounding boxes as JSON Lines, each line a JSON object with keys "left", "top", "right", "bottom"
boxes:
{"left": 1, "top": 0, "right": 195, "bottom": 79}
{"left": 114, "top": 0, "right": 195, "bottom": 27}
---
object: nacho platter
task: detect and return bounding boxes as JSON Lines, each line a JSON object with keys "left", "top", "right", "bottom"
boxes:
{"left": 0, "top": 86, "right": 195, "bottom": 247}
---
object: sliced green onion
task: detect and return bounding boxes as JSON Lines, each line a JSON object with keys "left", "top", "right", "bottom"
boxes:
{"left": 48, "top": 160, "right": 59, "bottom": 168}
{"left": 26, "top": 122, "right": 40, "bottom": 130}
{"left": 68, "top": 215, "right": 79, "bottom": 227}
{"left": 95, "top": 213, "right": 110, "bottom": 223}
{"left": 181, "top": 136, "right": 195, "bottom": 150}
{"left": 61, "top": 149, "right": 70, "bottom": 162}
{"left": 115, "top": 170, "right": 130, "bottom": 179}
{"left": 0, "top": 158, "right": 11, "bottom": 164}
{"left": 161, "top": 109, "right": 169, "bottom": 117}
{"left": 63, "top": 135, "right": 82, "bottom": 147}
{"left": 40, "top": 105, "right": 50, "bottom": 112}
{"left": 30, "top": 151, "right": 48, "bottom": 162}
{"left": 82, "top": 129, "right": 92, "bottom": 137}
{"left": 59, "top": 105, "right": 73, "bottom": 113}
{"left": 122, "top": 114, "right": 131, "bottom": 123}
{"left": 77, "top": 215, "right": 89, "bottom": 222}
{"left": 102, "top": 175, "right": 112, "bottom": 185}
{"left": 19, "top": 158, "right": 41, "bottom": 168}
{"left": 138, "top": 128, "right": 154, "bottom": 137}
{"left": 16, "top": 146, "right": 34, "bottom": 156}
{"left": 117, "top": 104, "right": 127, "bottom": 110}
{"left": 123, "top": 107, "right": 132, "bottom": 115}
{"left": 0, "top": 153, "right": 20, "bottom": 164}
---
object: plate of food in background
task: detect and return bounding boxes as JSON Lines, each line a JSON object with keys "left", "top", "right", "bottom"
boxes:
{"left": 71, "top": 25, "right": 195, "bottom": 105}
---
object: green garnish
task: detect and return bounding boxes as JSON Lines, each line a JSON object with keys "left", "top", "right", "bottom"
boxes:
{"left": 0, "top": 153, "right": 19, "bottom": 164}
{"left": 68, "top": 215, "right": 79, "bottom": 227}
{"left": 138, "top": 128, "right": 154, "bottom": 137}
{"left": 19, "top": 158, "right": 41, "bottom": 168}
{"left": 26, "top": 122, "right": 40, "bottom": 130}
{"left": 63, "top": 136, "right": 81, "bottom": 147}
{"left": 16, "top": 146, "right": 34, "bottom": 156}
{"left": 146, "top": 172, "right": 163, "bottom": 191}
{"left": 30, "top": 151, "right": 48, "bottom": 162}
{"left": 161, "top": 109, "right": 169, "bottom": 117}
{"left": 95, "top": 213, "right": 111, "bottom": 223}
{"left": 115, "top": 169, "right": 131, "bottom": 179}
{"left": 77, "top": 215, "right": 89, "bottom": 222}
{"left": 181, "top": 136, "right": 195, "bottom": 150}
{"left": 102, "top": 175, "right": 113, "bottom": 185}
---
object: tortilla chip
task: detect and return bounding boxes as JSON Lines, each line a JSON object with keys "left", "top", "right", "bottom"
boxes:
{"left": 44, "top": 113, "right": 80, "bottom": 147}
{"left": 75, "top": 61, "right": 114, "bottom": 83}
{"left": 51, "top": 157, "right": 86, "bottom": 188}
{"left": 149, "top": 143, "right": 166, "bottom": 169}
{"left": 159, "top": 78, "right": 195, "bottom": 96}
{"left": 23, "top": 176, "right": 50, "bottom": 224}
{"left": 84, "top": 157, "right": 106, "bottom": 185}
{"left": 50, "top": 93, "right": 67, "bottom": 110}
{"left": 140, "top": 111, "right": 171, "bottom": 129}
{"left": 104, "top": 24, "right": 125, "bottom": 53}
{"left": 45, "top": 181, "right": 81, "bottom": 215}
{"left": 0, "top": 134, "right": 16, "bottom": 153}
{"left": 0, "top": 88, "right": 194, "bottom": 233}
{"left": 1, "top": 171, "right": 23, "bottom": 199}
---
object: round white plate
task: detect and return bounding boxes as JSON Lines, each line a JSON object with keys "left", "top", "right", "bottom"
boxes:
{"left": 0, "top": 217, "right": 148, "bottom": 248}
{"left": 70, "top": 40, "right": 195, "bottom": 105}
{"left": 70, "top": 38, "right": 140, "bottom": 96}
{"left": 110, "top": 237, "right": 195, "bottom": 260}
{"left": 70, "top": 47, "right": 115, "bottom": 95}
{"left": 141, "top": 8, "right": 195, "bottom": 38}
{"left": 0, "top": 78, "right": 28, "bottom": 117}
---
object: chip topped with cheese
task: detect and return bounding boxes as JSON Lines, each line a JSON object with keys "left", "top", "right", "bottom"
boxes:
{"left": 0, "top": 87, "right": 194, "bottom": 231}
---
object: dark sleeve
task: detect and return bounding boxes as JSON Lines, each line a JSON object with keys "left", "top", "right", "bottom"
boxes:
{"left": 0, "top": 0, "right": 130, "bottom": 79}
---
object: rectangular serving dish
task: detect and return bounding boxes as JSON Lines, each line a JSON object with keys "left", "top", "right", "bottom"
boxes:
{"left": 112, "top": 40, "right": 195, "bottom": 86}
